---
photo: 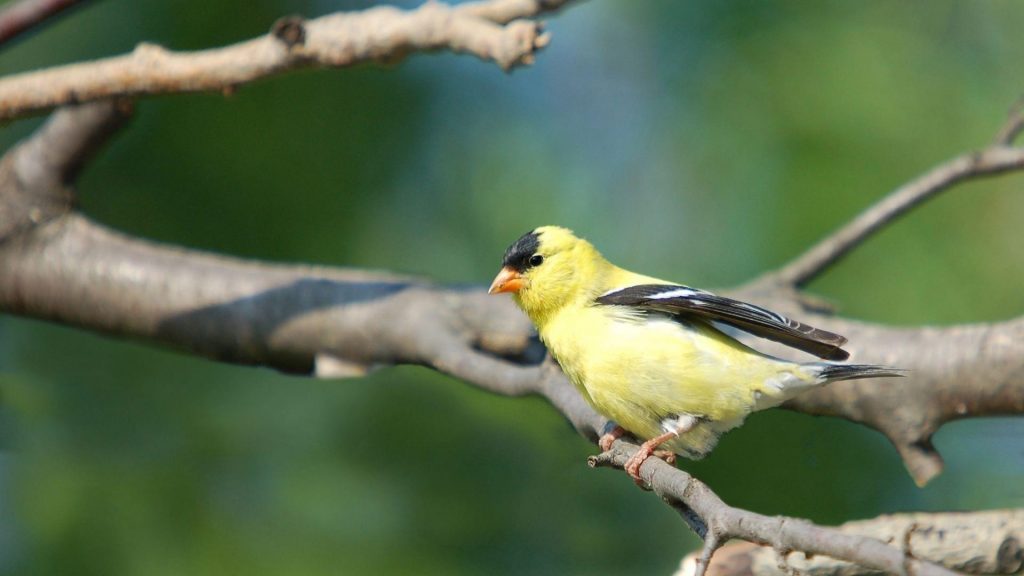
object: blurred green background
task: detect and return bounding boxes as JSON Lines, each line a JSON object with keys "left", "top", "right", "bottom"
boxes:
{"left": 2, "top": 0, "right": 1024, "bottom": 574}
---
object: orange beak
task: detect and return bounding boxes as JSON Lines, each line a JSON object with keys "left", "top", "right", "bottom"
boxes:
{"left": 488, "top": 266, "right": 525, "bottom": 294}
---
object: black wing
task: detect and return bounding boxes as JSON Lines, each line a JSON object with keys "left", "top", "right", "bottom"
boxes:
{"left": 595, "top": 284, "right": 850, "bottom": 360}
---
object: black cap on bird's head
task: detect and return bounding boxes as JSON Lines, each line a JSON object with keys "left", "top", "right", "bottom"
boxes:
{"left": 489, "top": 226, "right": 588, "bottom": 296}
{"left": 489, "top": 229, "right": 542, "bottom": 294}
{"left": 501, "top": 230, "right": 541, "bottom": 272}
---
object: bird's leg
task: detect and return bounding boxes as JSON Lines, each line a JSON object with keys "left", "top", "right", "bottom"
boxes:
{"left": 598, "top": 424, "right": 627, "bottom": 452}
{"left": 624, "top": 415, "right": 696, "bottom": 482}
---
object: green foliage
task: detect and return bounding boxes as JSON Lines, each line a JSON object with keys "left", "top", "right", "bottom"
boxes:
{"left": 1, "top": 1, "right": 1023, "bottom": 574}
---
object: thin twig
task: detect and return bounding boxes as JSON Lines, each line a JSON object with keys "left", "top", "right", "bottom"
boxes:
{"left": 774, "top": 113, "right": 1024, "bottom": 288}
{"left": 994, "top": 97, "right": 1024, "bottom": 146}
{"left": 0, "top": 0, "right": 89, "bottom": 47}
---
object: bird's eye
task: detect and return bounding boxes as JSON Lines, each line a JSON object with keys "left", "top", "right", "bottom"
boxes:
{"left": 529, "top": 254, "right": 544, "bottom": 267}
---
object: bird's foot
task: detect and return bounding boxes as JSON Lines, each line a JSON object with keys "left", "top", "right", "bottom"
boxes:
{"left": 623, "top": 448, "right": 654, "bottom": 482}
{"left": 598, "top": 425, "right": 627, "bottom": 452}
{"left": 624, "top": 432, "right": 679, "bottom": 484}
{"left": 653, "top": 449, "right": 676, "bottom": 464}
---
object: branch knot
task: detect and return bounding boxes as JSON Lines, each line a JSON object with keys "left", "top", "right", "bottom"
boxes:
{"left": 271, "top": 15, "right": 307, "bottom": 49}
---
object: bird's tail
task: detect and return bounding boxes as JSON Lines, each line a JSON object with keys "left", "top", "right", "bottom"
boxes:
{"left": 812, "top": 362, "right": 907, "bottom": 383}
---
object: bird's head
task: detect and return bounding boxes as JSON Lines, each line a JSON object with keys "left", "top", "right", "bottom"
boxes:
{"left": 489, "top": 226, "right": 606, "bottom": 326}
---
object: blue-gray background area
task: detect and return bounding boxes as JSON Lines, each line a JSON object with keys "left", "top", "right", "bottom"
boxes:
{"left": 1, "top": 1, "right": 1022, "bottom": 574}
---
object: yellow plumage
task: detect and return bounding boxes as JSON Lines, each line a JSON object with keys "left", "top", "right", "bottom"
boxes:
{"left": 489, "top": 226, "right": 900, "bottom": 476}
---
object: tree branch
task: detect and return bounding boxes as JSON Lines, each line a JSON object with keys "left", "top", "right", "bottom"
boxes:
{"left": 680, "top": 509, "right": 1024, "bottom": 576}
{"left": 0, "top": 0, "right": 570, "bottom": 121}
{"left": 994, "top": 99, "right": 1024, "bottom": 146}
{"left": 0, "top": 98, "right": 132, "bottom": 241}
{"left": 738, "top": 107, "right": 1024, "bottom": 486}
{"left": 773, "top": 110, "right": 1024, "bottom": 288}
{"left": 0, "top": 0, "right": 89, "bottom": 47}
{"left": 458, "top": 0, "right": 574, "bottom": 25}
{"left": 589, "top": 442, "right": 962, "bottom": 576}
{"left": 724, "top": 281, "right": 1024, "bottom": 487}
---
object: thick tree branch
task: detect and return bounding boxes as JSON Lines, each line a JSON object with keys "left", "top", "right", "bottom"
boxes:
{"left": 0, "top": 0, "right": 89, "bottom": 46}
{"left": 0, "top": 0, "right": 570, "bottom": 121}
{"left": 1, "top": 214, "right": 532, "bottom": 373}
{"left": 774, "top": 110, "right": 1024, "bottom": 288}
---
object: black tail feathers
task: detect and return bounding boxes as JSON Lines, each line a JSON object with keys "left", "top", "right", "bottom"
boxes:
{"left": 814, "top": 362, "right": 907, "bottom": 383}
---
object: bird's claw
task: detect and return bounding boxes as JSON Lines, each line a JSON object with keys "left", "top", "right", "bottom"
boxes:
{"left": 653, "top": 449, "right": 676, "bottom": 464}
{"left": 598, "top": 426, "right": 678, "bottom": 486}
{"left": 598, "top": 425, "right": 626, "bottom": 452}
{"left": 624, "top": 445, "right": 677, "bottom": 486}
{"left": 624, "top": 449, "right": 651, "bottom": 481}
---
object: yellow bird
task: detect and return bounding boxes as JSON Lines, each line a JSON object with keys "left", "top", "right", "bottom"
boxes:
{"left": 489, "top": 226, "right": 902, "bottom": 480}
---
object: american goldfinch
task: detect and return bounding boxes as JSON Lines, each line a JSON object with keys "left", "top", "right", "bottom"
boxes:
{"left": 489, "top": 226, "right": 902, "bottom": 480}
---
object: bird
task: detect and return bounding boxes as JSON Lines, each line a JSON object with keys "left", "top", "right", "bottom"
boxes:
{"left": 488, "top": 226, "right": 903, "bottom": 481}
